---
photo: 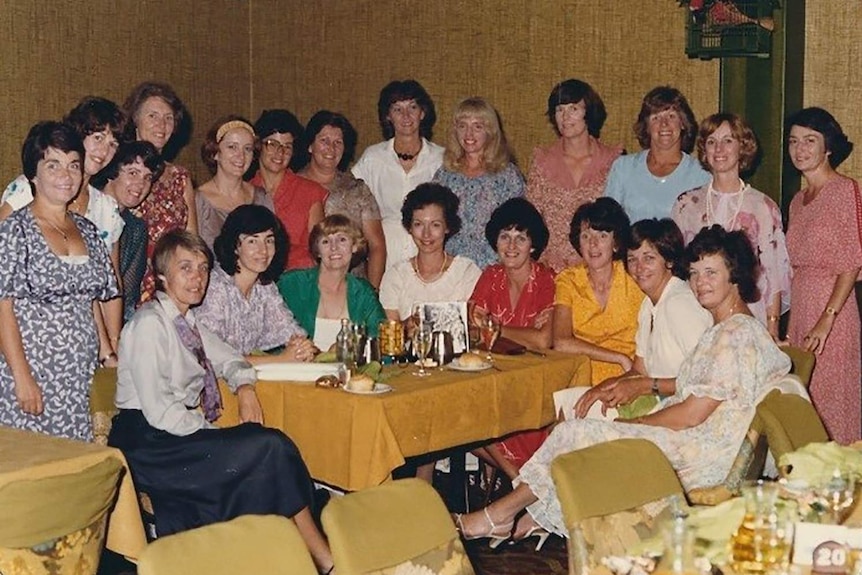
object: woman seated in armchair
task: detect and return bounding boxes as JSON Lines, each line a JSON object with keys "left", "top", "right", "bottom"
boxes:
{"left": 455, "top": 225, "right": 798, "bottom": 546}
{"left": 108, "top": 230, "right": 335, "bottom": 574}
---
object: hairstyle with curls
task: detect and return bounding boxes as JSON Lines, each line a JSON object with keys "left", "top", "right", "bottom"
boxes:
{"left": 628, "top": 218, "right": 688, "bottom": 279}
{"left": 443, "top": 97, "right": 513, "bottom": 174}
{"left": 377, "top": 79, "right": 437, "bottom": 140}
{"left": 401, "top": 182, "right": 462, "bottom": 239}
{"left": 685, "top": 224, "right": 759, "bottom": 303}
{"left": 546, "top": 79, "right": 608, "bottom": 138}
{"left": 123, "top": 81, "right": 190, "bottom": 159}
{"left": 152, "top": 229, "right": 213, "bottom": 292}
{"left": 786, "top": 107, "right": 855, "bottom": 169}
{"left": 214, "top": 205, "right": 288, "bottom": 284}
{"left": 91, "top": 140, "right": 165, "bottom": 190}
{"left": 633, "top": 86, "right": 698, "bottom": 153}
{"left": 294, "top": 110, "right": 357, "bottom": 172}
{"left": 484, "top": 197, "right": 550, "bottom": 260}
{"left": 200, "top": 114, "right": 257, "bottom": 175}
{"left": 254, "top": 109, "right": 303, "bottom": 141}
{"left": 695, "top": 112, "right": 759, "bottom": 174}
{"left": 569, "top": 197, "right": 631, "bottom": 259}
{"left": 308, "top": 214, "right": 367, "bottom": 262}
{"left": 64, "top": 96, "right": 127, "bottom": 142}
{"left": 22, "top": 121, "right": 84, "bottom": 181}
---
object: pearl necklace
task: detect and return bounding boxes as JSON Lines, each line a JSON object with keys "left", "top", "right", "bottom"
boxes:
{"left": 706, "top": 177, "right": 748, "bottom": 231}
{"left": 412, "top": 252, "right": 448, "bottom": 284}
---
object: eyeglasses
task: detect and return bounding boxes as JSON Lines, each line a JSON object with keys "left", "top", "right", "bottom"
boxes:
{"left": 119, "top": 166, "right": 153, "bottom": 183}
{"left": 263, "top": 139, "right": 293, "bottom": 155}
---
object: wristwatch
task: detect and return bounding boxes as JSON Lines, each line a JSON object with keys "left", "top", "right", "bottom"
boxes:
{"left": 651, "top": 378, "right": 660, "bottom": 397}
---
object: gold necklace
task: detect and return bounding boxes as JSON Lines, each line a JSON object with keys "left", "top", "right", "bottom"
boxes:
{"left": 412, "top": 252, "right": 448, "bottom": 284}
{"left": 36, "top": 213, "right": 70, "bottom": 242}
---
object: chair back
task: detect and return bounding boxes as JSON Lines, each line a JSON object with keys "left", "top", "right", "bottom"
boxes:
{"left": 321, "top": 478, "right": 474, "bottom": 575}
{"left": 782, "top": 346, "right": 815, "bottom": 387}
{"left": 757, "top": 389, "right": 829, "bottom": 463}
{"left": 136, "top": 515, "right": 317, "bottom": 575}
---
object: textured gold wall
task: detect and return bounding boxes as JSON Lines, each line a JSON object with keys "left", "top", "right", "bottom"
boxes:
{"left": 0, "top": 0, "right": 250, "bottom": 183}
{"left": 804, "top": 2, "right": 862, "bottom": 181}
{"left": 249, "top": 0, "right": 720, "bottom": 167}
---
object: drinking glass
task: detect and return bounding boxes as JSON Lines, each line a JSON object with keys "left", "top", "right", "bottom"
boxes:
{"left": 412, "top": 326, "right": 433, "bottom": 377}
{"left": 478, "top": 315, "right": 501, "bottom": 364}
{"left": 817, "top": 469, "right": 856, "bottom": 525}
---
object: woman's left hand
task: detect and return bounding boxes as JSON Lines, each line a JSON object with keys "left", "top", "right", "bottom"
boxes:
{"left": 285, "top": 336, "right": 318, "bottom": 362}
{"left": 803, "top": 314, "right": 834, "bottom": 354}
{"left": 237, "top": 385, "right": 264, "bottom": 424}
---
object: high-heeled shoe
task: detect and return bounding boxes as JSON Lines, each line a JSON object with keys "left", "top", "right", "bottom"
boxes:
{"left": 453, "top": 508, "right": 514, "bottom": 549}
{"left": 510, "top": 512, "right": 552, "bottom": 551}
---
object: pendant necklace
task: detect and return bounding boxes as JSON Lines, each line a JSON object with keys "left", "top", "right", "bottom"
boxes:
{"left": 37, "top": 214, "right": 70, "bottom": 242}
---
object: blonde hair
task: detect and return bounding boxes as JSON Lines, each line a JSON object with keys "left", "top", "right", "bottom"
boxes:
{"left": 308, "top": 214, "right": 367, "bottom": 261}
{"left": 443, "top": 97, "right": 512, "bottom": 174}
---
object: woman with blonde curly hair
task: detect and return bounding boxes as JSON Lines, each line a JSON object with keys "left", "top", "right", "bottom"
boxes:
{"left": 432, "top": 97, "right": 524, "bottom": 268}
{"left": 672, "top": 112, "right": 790, "bottom": 337}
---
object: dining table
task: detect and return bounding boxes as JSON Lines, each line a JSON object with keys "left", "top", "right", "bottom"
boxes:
{"left": 0, "top": 426, "right": 147, "bottom": 562}
{"left": 216, "top": 351, "right": 590, "bottom": 493}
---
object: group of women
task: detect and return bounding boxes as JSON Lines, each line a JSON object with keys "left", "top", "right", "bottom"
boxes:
{"left": 0, "top": 75, "right": 858, "bottom": 568}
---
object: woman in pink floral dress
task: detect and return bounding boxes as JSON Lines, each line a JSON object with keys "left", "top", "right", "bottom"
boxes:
{"left": 526, "top": 79, "right": 622, "bottom": 273}
{"left": 672, "top": 113, "right": 790, "bottom": 338}
{"left": 785, "top": 107, "right": 861, "bottom": 444}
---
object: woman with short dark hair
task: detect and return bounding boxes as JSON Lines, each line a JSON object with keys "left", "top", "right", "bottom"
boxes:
{"left": 785, "top": 106, "right": 861, "bottom": 444}
{"left": 672, "top": 112, "right": 790, "bottom": 338}
{"left": 605, "top": 86, "right": 709, "bottom": 222}
{"left": 353, "top": 80, "right": 445, "bottom": 269}
{"left": 526, "top": 79, "right": 623, "bottom": 272}
{"left": 196, "top": 205, "right": 313, "bottom": 363}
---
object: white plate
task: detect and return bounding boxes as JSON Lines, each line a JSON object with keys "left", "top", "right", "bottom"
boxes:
{"left": 448, "top": 357, "right": 492, "bottom": 372}
{"left": 342, "top": 383, "right": 393, "bottom": 395}
{"left": 255, "top": 362, "right": 341, "bottom": 382}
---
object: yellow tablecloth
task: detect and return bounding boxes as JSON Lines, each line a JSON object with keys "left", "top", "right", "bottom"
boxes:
{"left": 218, "top": 352, "right": 589, "bottom": 491}
{"left": 0, "top": 426, "right": 147, "bottom": 560}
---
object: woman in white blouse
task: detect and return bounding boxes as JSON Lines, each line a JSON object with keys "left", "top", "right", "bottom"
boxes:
{"left": 352, "top": 80, "right": 444, "bottom": 269}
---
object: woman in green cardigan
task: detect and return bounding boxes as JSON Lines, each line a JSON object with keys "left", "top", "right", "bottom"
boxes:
{"left": 278, "top": 214, "right": 386, "bottom": 352}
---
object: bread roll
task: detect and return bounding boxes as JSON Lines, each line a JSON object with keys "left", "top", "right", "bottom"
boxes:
{"left": 346, "top": 373, "right": 375, "bottom": 392}
{"left": 458, "top": 353, "right": 486, "bottom": 368}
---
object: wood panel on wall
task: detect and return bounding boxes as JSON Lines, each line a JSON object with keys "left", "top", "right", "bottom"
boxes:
{"left": 249, "top": 0, "right": 720, "bottom": 170}
{"left": 0, "top": 0, "right": 251, "bottom": 184}
{"left": 804, "top": 2, "right": 862, "bottom": 181}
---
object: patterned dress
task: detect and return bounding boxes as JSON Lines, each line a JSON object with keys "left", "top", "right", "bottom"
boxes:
{"left": 194, "top": 186, "right": 274, "bottom": 250}
{"left": 786, "top": 176, "right": 862, "bottom": 444}
{"left": 471, "top": 261, "right": 556, "bottom": 468}
{"left": 137, "top": 164, "right": 192, "bottom": 302}
{"left": 518, "top": 315, "right": 792, "bottom": 535}
{"left": 0, "top": 208, "right": 119, "bottom": 441}
{"left": 672, "top": 181, "right": 791, "bottom": 326}
{"left": 432, "top": 163, "right": 525, "bottom": 268}
{"left": 526, "top": 139, "right": 622, "bottom": 272}
{"left": 555, "top": 260, "right": 644, "bottom": 385}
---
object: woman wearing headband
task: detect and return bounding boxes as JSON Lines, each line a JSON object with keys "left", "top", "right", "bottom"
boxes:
{"left": 195, "top": 116, "right": 274, "bottom": 249}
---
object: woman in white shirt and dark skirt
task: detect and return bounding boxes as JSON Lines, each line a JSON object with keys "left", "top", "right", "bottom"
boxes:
{"left": 108, "top": 230, "right": 335, "bottom": 574}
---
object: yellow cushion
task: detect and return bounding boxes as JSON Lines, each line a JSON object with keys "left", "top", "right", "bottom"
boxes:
{"left": 0, "top": 516, "right": 109, "bottom": 575}
{"left": 322, "top": 478, "right": 472, "bottom": 575}
{"left": 136, "top": 515, "right": 317, "bottom": 575}
{"left": 758, "top": 390, "right": 829, "bottom": 463}
{"left": 783, "top": 346, "right": 815, "bottom": 387}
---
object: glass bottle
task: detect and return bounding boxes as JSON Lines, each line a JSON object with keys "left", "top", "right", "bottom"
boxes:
{"left": 655, "top": 517, "right": 698, "bottom": 575}
{"left": 731, "top": 480, "right": 786, "bottom": 574}
{"left": 335, "top": 318, "right": 355, "bottom": 369}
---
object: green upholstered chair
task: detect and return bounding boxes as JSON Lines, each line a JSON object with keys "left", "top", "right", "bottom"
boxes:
{"left": 136, "top": 515, "right": 318, "bottom": 575}
{"left": 322, "top": 478, "right": 475, "bottom": 575}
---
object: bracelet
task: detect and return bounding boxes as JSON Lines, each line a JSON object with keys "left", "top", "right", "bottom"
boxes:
{"left": 651, "top": 377, "right": 660, "bottom": 397}
{"left": 99, "top": 352, "right": 117, "bottom": 366}
{"left": 825, "top": 306, "right": 839, "bottom": 316}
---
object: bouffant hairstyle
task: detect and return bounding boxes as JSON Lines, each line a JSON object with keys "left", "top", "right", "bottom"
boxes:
{"left": 295, "top": 110, "right": 358, "bottom": 172}
{"left": 569, "top": 197, "right": 631, "bottom": 259}
{"left": 152, "top": 229, "right": 213, "bottom": 292}
{"left": 308, "top": 214, "right": 367, "bottom": 262}
{"left": 443, "top": 97, "right": 513, "bottom": 174}
{"left": 91, "top": 140, "right": 165, "bottom": 189}
{"left": 22, "top": 121, "right": 84, "bottom": 180}
{"left": 123, "top": 81, "right": 189, "bottom": 158}
{"left": 484, "top": 197, "right": 550, "bottom": 260}
{"left": 633, "top": 86, "right": 698, "bottom": 153}
{"left": 628, "top": 218, "right": 688, "bottom": 279}
{"left": 64, "top": 96, "right": 127, "bottom": 142}
{"left": 686, "top": 224, "right": 759, "bottom": 303}
{"left": 254, "top": 108, "right": 303, "bottom": 141}
{"left": 400, "top": 183, "right": 462, "bottom": 239}
{"left": 695, "top": 112, "right": 759, "bottom": 174}
{"left": 377, "top": 79, "right": 437, "bottom": 140}
{"left": 214, "top": 205, "right": 288, "bottom": 284}
{"left": 200, "top": 115, "right": 256, "bottom": 175}
{"left": 786, "top": 107, "right": 855, "bottom": 169}
{"left": 546, "top": 79, "right": 608, "bottom": 138}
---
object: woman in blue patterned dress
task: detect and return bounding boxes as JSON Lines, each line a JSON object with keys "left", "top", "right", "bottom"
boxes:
{"left": 0, "top": 122, "right": 119, "bottom": 441}
{"left": 432, "top": 97, "right": 525, "bottom": 268}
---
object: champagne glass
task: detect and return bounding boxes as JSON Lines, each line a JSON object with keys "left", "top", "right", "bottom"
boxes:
{"left": 478, "top": 315, "right": 501, "bottom": 364}
{"left": 412, "top": 326, "right": 433, "bottom": 377}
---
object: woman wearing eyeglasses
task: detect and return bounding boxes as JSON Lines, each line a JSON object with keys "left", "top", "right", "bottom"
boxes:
{"left": 249, "top": 109, "right": 327, "bottom": 270}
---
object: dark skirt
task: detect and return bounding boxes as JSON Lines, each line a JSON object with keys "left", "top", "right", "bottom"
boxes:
{"left": 108, "top": 409, "right": 314, "bottom": 538}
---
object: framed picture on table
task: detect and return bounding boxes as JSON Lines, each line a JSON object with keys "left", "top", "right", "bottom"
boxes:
{"left": 415, "top": 301, "right": 470, "bottom": 354}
